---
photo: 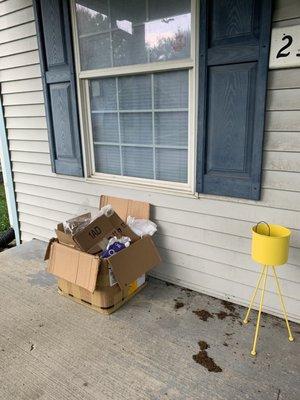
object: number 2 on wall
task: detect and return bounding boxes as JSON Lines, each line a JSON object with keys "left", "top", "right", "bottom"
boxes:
{"left": 276, "top": 34, "right": 293, "bottom": 58}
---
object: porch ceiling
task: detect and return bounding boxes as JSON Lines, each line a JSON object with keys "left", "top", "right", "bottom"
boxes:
{"left": 0, "top": 240, "right": 299, "bottom": 400}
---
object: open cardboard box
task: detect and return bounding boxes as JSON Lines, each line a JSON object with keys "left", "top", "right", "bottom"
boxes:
{"left": 45, "top": 196, "right": 161, "bottom": 314}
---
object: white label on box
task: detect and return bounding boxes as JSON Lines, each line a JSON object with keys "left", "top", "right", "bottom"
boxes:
{"left": 109, "top": 270, "right": 145, "bottom": 288}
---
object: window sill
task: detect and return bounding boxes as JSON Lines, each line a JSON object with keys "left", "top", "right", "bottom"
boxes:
{"left": 85, "top": 174, "right": 197, "bottom": 199}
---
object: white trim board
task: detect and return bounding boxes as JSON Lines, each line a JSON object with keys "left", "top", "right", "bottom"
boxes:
{"left": 0, "top": 93, "right": 20, "bottom": 245}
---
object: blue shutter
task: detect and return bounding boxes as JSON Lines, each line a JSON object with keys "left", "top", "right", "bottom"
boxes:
{"left": 33, "top": 0, "right": 83, "bottom": 177}
{"left": 197, "top": 0, "right": 272, "bottom": 200}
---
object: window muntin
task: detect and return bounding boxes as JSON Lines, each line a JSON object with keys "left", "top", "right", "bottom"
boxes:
{"left": 74, "top": 0, "right": 194, "bottom": 188}
{"left": 76, "top": 0, "right": 191, "bottom": 70}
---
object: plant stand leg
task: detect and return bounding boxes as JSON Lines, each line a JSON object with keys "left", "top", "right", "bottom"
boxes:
{"left": 243, "top": 266, "right": 265, "bottom": 324}
{"left": 272, "top": 266, "right": 294, "bottom": 342}
{"left": 251, "top": 266, "right": 268, "bottom": 356}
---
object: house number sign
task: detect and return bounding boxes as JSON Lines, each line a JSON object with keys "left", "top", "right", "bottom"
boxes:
{"left": 269, "top": 25, "right": 300, "bottom": 69}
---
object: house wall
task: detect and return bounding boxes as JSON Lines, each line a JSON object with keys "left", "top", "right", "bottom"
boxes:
{"left": 1, "top": 0, "right": 300, "bottom": 321}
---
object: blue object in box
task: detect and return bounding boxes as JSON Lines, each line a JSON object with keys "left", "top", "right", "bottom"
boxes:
{"left": 101, "top": 236, "right": 131, "bottom": 258}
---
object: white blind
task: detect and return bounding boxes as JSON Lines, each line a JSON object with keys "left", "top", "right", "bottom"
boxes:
{"left": 90, "top": 70, "right": 189, "bottom": 182}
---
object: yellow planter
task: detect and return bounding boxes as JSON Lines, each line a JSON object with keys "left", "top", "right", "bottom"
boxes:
{"left": 251, "top": 222, "right": 291, "bottom": 266}
{"left": 245, "top": 222, "right": 294, "bottom": 356}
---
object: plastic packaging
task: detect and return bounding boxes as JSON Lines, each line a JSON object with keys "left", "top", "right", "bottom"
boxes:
{"left": 101, "top": 236, "right": 131, "bottom": 259}
{"left": 90, "top": 204, "right": 114, "bottom": 222}
{"left": 63, "top": 205, "right": 114, "bottom": 235}
{"left": 63, "top": 214, "right": 91, "bottom": 235}
{"left": 126, "top": 216, "right": 157, "bottom": 237}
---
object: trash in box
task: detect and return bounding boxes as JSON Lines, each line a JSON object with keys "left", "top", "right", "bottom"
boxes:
{"left": 101, "top": 236, "right": 131, "bottom": 258}
{"left": 45, "top": 195, "right": 161, "bottom": 314}
{"left": 127, "top": 216, "right": 157, "bottom": 237}
{"left": 55, "top": 203, "right": 140, "bottom": 254}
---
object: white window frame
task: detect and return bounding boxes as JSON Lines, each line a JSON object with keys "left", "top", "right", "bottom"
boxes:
{"left": 71, "top": 0, "right": 198, "bottom": 195}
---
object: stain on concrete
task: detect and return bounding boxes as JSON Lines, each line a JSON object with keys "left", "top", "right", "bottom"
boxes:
{"left": 193, "top": 309, "right": 214, "bottom": 321}
{"left": 27, "top": 269, "right": 56, "bottom": 287}
{"left": 215, "top": 311, "right": 230, "bottom": 320}
{"left": 221, "top": 300, "right": 236, "bottom": 313}
{"left": 174, "top": 300, "right": 184, "bottom": 310}
{"left": 198, "top": 341, "right": 210, "bottom": 350}
{"left": 3, "top": 239, "right": 47, "bottom": 261}
{"left": 165, "top": 282, "right": 174, "bottom": 287}
{"left": 193, "top": 341, "right": 222, "bottom": 373}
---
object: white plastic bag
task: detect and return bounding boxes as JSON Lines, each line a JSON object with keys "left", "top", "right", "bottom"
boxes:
{"left": 90, "top": 204, "right": 114, "bottom": 223}
{"left": 126, "top": 216, "right": 157, "bottom": 237}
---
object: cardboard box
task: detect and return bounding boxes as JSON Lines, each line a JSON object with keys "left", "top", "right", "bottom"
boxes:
{"left": 45, "top": 196, "right": 161, "bottom": 314}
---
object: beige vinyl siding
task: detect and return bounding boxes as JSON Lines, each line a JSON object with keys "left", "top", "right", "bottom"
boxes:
{"left": 1, "top": 0, "right": 300, "bottom": 322}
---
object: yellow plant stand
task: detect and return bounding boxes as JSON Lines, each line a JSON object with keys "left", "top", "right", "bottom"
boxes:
{"left": 243, "top": 221, "right": 294, "bottom": 356}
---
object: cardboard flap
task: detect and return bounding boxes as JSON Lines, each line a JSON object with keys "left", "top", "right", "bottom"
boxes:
{"left": 46, "top": 242, "right": 99, "bottom": 292}
{"left": 108, "top": 236, "right": 161, "bottom": 289}
{"left": 56, "top": 223, "right": 77, "bottom": 247}
{"left": 55, "top": 213, "right": 91, "bottom": 248}
{"left": 100, "top": 196, "right": 150, "bottom": 221}
{"left": 108, "top": 212, "right": 140, "bottom": 243}
{"left": 44, "top": 238, "right": 57, "bottom": 261}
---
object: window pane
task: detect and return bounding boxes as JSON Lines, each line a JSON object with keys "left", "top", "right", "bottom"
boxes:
{"left": 110, "top": 0, "right": 146, "bottom": 26}
{"left": 148, "top": 0, "right": 191, "bottom": 20}
{"left": 118, "top": 75, "right": 151, "bottom": 109}
{"left": 156, "top": 148, "right": 187, "bottom": 182}
{"left": 94, "top": 145, "right": 121, "bottom": 174}
{"left": 76, "top": 1, "right": 112, "bottom": 70}
{"left": 90, "top": 78, "right": 117, "bottom": 110}
{"left": 120, "top": 113, "right": 152, "bottom": 144}
{"left": 76, "top": 0, "right": 110, "bottom": 35}
{"left": 122, "top": 147, "right": 154, "bottom": 179}
{"left": 92, "top": 113, "right": 119, "bottom": 142}
{"left": 79, "top": 34, "right": 111, "bottom": 70}
{"left": 76, "top": 0, "right": 191, "bottom": 70}
{"left": 154, "top": 70, "right": 188, "bottom": 109}
{"left": 112, "top": 25, "right": 147, "bottom": 67}
{"left": 155, "top": 112, "right": 188, "bottom": 146}
{"left": 147, "top": 0, "right": 191, "bottom": 62}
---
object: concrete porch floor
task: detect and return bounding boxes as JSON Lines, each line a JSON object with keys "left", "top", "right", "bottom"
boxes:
{"left": 0, "top": 240, "right": 299, "bottom": 400}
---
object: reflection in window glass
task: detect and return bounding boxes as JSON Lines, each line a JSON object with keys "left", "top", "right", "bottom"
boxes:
{"left": 76, "top": 0, "right": 191, "bottom": 70}
{"left": 89, "top": 70, "right": 189, "bottom": 182}
{"left": 76, "top": 0, "right": 109, "bottom": 35}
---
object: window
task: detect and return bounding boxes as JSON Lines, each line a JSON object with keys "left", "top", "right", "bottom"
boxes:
{"left": 73, "top": 0, "right": 195, "bottom": 189}
{"left": 35, "top": 0, "right": 271, "bottom": 199}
